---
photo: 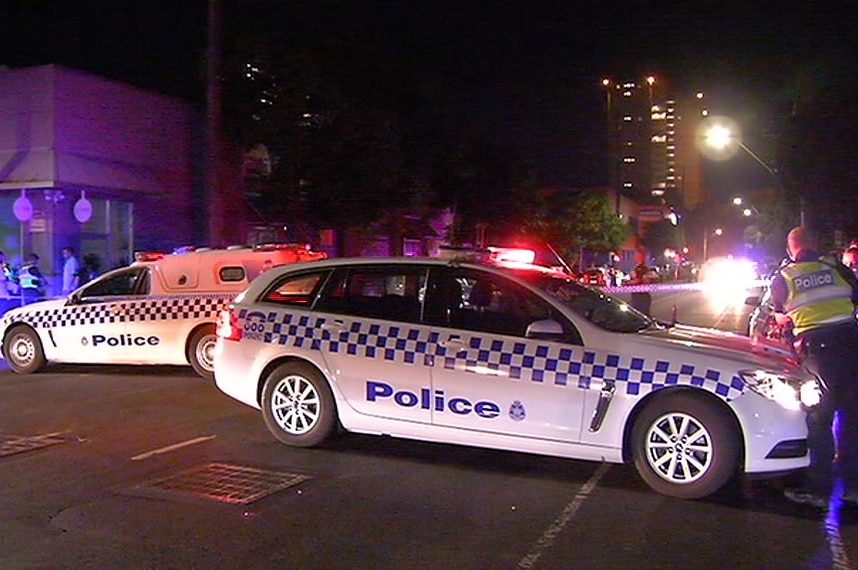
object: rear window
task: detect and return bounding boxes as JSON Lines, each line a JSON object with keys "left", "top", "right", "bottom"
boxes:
{"left": 261, "top": 271, "right": 328, "bottom": 306}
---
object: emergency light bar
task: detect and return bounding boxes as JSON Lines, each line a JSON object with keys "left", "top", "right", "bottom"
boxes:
{"left": 255, "top": 243, "right": 314, "bottom": 252}
{"left": 134, "top": 251, "right": 166, "bottom": 262}
{"left": 488, "top": 247, "right": 536, "bottom": 265}
{"left": 437, "top": 245, "right": 537, "bottom": 266}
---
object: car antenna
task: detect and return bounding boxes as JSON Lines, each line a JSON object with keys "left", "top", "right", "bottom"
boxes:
{"left": 545, "top": 242, "right": 575, "bottom": 275}
{"left": 671, "top": 305, "right": 677, "bottom": 326}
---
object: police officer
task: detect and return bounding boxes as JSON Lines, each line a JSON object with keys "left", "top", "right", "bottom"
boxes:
{"left": 773, "top": 227, "right": 858, "bottom": 507}
{"left": 18, "top": 253, "right": 45, "bottom": 305}
{"left": 0, "top": 250, "right": 16, "bottom": 314}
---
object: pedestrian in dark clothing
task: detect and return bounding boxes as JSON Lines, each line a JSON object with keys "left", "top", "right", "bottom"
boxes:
{"left": 842, "top": 245, "right": 858, "bottom": 280}
{"left": 773, "top": 227, "right": 858, "bottom": 508}
{"left": 629, "top": 263, "right": 653, "bottom": 315}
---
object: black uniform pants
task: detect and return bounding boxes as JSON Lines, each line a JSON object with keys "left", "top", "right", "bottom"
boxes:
{"left": 797, "top": 321, "right": 858, "bottom": 496}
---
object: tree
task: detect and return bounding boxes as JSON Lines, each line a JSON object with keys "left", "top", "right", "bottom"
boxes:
{"left": 779, "top": 82, "right": 858, "bottom": 245}
{"left": 640, "top": 219, "right": 684, "bottom": 260}
{"left": 519, "top": 190, "right": 629, "bottom": 265}
{"left": 219, "top": 31, "right": 414, "bottom": 246}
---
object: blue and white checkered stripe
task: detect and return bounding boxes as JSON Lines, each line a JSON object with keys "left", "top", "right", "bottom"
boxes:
{"left": 2, "top": 294, "right": 234, "bottom": 329}
{"left": 241, "top": 309, "right": 747, "bottom": 401}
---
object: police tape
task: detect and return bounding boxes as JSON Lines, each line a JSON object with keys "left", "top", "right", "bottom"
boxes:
{"left": 598, "top": 279, "right": 770, "bottom": 294}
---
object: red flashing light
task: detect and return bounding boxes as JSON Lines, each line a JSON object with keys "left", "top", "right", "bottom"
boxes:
{"left": 488, "top": 247, "right": 536, "bottom": 265}
{"left": 134, "top": 251, "right": 166, "bottom": 262}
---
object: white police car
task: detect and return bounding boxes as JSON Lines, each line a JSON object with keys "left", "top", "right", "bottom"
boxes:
{"left": 213, "top": 256, "right": 820, "bottom": 499}
{"left": 1, "top": 244, "right": 326, "bottom": 379}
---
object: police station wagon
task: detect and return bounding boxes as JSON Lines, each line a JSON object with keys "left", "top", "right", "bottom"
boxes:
{"left": 1, "top": 244, "right": 326, "bottom": 379}
{"left": 213, "top": 256, "right": 820, "bottom": 499}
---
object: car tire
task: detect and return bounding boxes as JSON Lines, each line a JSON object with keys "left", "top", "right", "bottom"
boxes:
{"left": 632, "top": 392, "right": 740, "bottom": 499}
{"left": 261, "top": 362, "right": 337, "bottom": 447}
{"left": 3, "top": 325, "right": 47, "bottom": 374}
{"left": 188, "top": 326, "right": 217, "bottom": 381}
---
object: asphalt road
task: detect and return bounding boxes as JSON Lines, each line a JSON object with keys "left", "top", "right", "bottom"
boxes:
{"left": 610, "top": 281, "right": 760, "bottom": 335}
{"left": 3, "top": 288, "right": 856, "bottom": 570}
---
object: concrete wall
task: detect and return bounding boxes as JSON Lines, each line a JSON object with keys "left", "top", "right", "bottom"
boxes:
{"left": 0, "top": 65, "right": 199, "bottom": 276}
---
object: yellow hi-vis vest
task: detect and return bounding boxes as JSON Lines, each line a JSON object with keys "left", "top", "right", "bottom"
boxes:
{"left": 17, "top": 265, "right": 40, "bottom": 290}
{"left": 780, "top": 256, "right": 855, "bottom": 336}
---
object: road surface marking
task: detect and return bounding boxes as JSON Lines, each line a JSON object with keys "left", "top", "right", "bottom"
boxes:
{"left": 516, "top": 462, "right": 611, "bottom": 569}
{"left": 131, "top": 435, "right": 216, "bottom": 461}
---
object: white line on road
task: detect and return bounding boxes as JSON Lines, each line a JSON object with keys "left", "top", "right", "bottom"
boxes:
{"left": 516, "top": 462, "right": 611, "bottom": 569}
{"left": 130, "top": 435, "right": 216, "bottom": 461}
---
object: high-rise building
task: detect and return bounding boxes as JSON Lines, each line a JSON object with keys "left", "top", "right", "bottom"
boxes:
{"left": 601, "top": 76, "right": 707, "bottom": 212}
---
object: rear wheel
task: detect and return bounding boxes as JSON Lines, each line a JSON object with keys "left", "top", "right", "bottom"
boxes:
{"left": 3, "top": 326, "right": 47, "bottom": 374}
{"left": 261, "top": 363, "right": 337, "bottom": 447}
{"left": 188, "top": 326, "right": 217, "bottom": 381}
{"left": 632, "top": 392, "right": 740, "bottom": 499}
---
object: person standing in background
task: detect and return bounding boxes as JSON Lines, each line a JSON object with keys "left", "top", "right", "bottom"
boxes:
{"left": 0, "top": 250, "right": 16, "bottom": 313}
{"left": 18, "top": 254, "right": 44, "bottom": 305}
{"left": 61, "top": 247, "right": 80, "bottom": 295}
{"left": 841, "top": 245, "right": 858, "bottom": 279}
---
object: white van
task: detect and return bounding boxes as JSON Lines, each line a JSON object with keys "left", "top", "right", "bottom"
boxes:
{"left": 0, "top": 244, "right": 326, "bottom": 379}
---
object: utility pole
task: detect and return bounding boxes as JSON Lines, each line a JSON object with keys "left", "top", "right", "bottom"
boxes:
{"left": 206, "top": 0, "right": 223, "bottom": 246}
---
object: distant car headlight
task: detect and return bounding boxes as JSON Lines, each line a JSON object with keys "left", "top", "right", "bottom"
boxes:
{"left": 739, "top": 369, "right": 821, "bottom": 410}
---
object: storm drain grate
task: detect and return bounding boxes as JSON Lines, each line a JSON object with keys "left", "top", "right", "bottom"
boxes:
{"left": 0, "top": 432, "right": 69, "bottom": 458}
{"left": 140, "top": 462, "right": 311, "bottom": 505}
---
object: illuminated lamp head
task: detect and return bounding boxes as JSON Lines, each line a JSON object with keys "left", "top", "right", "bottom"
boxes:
{"left": 488, "top": 247, "right": 536, "bottom": 265}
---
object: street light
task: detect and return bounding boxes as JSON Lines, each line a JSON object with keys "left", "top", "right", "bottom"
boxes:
{"left": 698, "top": 116, "right": 804, "bottom": 227}
{"left": 732, "top": 196, "right": 759, "bottom": 217}
{"left": 702, "top": 226, "right": 723, "bottom": 261}
{"left": 732, "top": 196, "right": 764, "bottom": 249}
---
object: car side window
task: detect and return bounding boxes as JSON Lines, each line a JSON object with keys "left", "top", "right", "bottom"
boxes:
{"left": 316, "top": 266, "right": 427, "bottom": 322}
{"left": 261, "top": 271, "right": 328, "bottom": 307}
{"left": 79, "top": 268, "right": 150, "bottom": 300}
{"left": 426, "top": 268, "right": 576, "bottom": 340}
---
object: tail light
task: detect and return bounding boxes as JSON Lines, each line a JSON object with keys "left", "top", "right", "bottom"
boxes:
{"left": 216, "top": 307, "right": 242, "bottom": 341}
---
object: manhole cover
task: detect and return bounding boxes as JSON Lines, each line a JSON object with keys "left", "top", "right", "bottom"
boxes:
{"left": 0, "top": 432, "right": 69, "bottom": 458}
{"left": 140, "top": 462, "right": 311, "bottom": 505}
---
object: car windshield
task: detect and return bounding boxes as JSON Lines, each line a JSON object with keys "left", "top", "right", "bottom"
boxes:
{"left": 518, "top": 271, "right": 656, "bottom": 333}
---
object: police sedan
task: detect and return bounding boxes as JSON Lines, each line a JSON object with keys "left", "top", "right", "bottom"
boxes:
{"left": 213, "top": 256, "right": 820, "bottom": 499}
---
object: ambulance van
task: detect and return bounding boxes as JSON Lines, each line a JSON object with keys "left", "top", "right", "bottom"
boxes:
{"left": 1, "top": 243, "right": 326, "bottom": 379}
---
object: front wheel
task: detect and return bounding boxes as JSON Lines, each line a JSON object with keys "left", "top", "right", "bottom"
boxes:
{"left": 261, "top": 363, "right": 337, "bottom": 447}
{"left": 188, "top": 326, "right": 217, "bottom": 381}
{"left": 632, "top": 392, "right": 740, "bottom": 499}
{"left": 3, "top": 325, "right": 47, "bottom": 374}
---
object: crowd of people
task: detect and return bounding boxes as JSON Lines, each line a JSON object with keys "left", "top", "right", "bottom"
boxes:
{"left": 0, "top": 247, "right": 100, "bottom": 314}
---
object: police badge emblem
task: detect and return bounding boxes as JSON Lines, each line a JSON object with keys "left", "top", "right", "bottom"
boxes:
{"left": 509, "top": 400, "right": 526, "bottom": 421}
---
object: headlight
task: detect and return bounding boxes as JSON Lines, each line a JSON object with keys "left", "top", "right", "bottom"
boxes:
{"left": 739, "top": 369, "right": 821, "bottom": 411}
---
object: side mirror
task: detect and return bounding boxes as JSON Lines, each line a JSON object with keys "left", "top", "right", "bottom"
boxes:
{"left": 526, "top": 319, "right": 564, "bottom": 339}
{"left": 744, "top": 295, "right": 761, "bottom": 307}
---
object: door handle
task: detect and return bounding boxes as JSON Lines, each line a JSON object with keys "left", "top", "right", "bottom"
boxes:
{"left": 320, "top": 320, "right": 346, "bottom": 337}
{"left": 439, "top": 335, "right": 467, "bottom": 354}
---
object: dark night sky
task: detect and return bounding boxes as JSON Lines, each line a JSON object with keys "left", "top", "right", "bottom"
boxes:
{"left": 2, "top": 1, "right": 856, "bottom": 188}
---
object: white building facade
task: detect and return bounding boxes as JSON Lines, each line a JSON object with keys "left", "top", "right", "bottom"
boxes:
{"left": 0, "top": 65, "right": 200, "bottom": 298}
